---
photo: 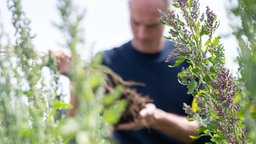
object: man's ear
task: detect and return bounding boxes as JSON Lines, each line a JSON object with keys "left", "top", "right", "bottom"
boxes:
{"left": 128, "top": 0, "right": 131, "bottom": 9}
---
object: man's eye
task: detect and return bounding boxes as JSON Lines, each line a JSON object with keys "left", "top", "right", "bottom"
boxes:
{"left": 147, "top": 24, "right": 158, "bottom": 28}
{"left": 133, "top": 21, "right": 140, "bottom": 25}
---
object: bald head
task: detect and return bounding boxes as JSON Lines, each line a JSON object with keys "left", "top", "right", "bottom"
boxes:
{"left": 128, "top": 0, "right": 171, "bottom": 53}
{"left": 129, "top": 0, "right": 171, "bottom": 12}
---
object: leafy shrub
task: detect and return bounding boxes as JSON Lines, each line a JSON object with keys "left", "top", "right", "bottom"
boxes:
{"left": 160, "top": 0, "right": 246, "bottom": 143}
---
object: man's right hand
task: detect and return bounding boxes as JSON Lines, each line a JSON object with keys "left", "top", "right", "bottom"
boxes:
{"left": 114, "top": 103, "right": 158, "bottom": 131}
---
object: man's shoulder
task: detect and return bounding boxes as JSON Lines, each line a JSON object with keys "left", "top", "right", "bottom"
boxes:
{"left": 104, "top": 41, "right": 130, "bottom": 55}
{"left": 102, "top": 41, "right": 131, "bottom": 65}
{"left": 164, "top": 40, "right": 175, "bottom": 50}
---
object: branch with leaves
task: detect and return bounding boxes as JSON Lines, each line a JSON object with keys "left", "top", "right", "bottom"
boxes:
{"left": 160, "top": 0, "right": 246, "bottom": 143}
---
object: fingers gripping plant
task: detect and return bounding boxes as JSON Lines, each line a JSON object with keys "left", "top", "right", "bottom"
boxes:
{"left": 160, "top": 0, "right": 246, "bottom": 143}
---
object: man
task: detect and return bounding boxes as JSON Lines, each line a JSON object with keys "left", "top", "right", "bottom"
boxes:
{"left": 102, "top": 0, "right": 200, "bottom": 143}
{"left": 57, "top": 0, "right": 209, "bottom": 143}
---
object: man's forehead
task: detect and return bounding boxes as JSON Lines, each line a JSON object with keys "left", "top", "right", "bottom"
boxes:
{"left": 129, "top": 0, "right": 167, "bottom": 9}
{"left": 130, "top": 12, "right": 161, "bottom": 26}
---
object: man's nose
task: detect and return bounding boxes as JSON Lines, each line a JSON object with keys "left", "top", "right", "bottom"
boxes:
{"left": 137, "top": 26, "right": 147, "bottom": 39}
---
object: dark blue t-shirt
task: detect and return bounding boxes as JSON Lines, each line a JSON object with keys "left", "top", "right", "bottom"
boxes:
{"left": 102, "top": 40, "right": 193, "bottom": 144}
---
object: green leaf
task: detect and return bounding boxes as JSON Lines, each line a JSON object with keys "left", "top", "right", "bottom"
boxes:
{"left": 23, "top": 90, "right": 31, "bottom": 96}
{"left": 91, "top": 52, "right": 103, "bottom": 66}
{"left": 212, "top": 37, "right": 219, "bottom": 46}
{"left": 48, "top": 101, "right": 73, "bottom": 122}
{"left": 178, "top": 71, "right": 186, "bottom": 79}
{"left": 188, "top": 0, "right": 193, "bottom": 7}
{"left": 207, "top": 56, "right": 215, "bottom": 63}
{"left": 75, "top": 66, "right": 86, "bottom": 80}
{"left": 169, "top": 56, "right": 186, "bottom": 68}
{"left": 159, "top": 19, "right": 167, "bottom": 25}
{"left": 189, "top": 135, "right": 201, "bottom": 140}
{"left": 196, "top": 126, "right": 208, "bottom": 133}
{"left": 169, "top": 28, "right": 179, "bottom": 37}
{"left": 204, "top": 74, "right": 212, "bottom": 83}
{"left": 164, "top": 35, "right": 172, "bottom": 40}
{"left": 172, "top": 4, "right": 179, "bottom": 8}
{"left": 178, "top": 18, "right": 185, "bottom": 26}
{"left": 199, "top": 26, "right": 206, "bottom": 36}
{"left": 187, "top": 80, "right": 197, "bottom": 94}
{"left": 210, "top": 66, "right": 215, "bottom": 73}
{"left": 103, "top": 100, "right": 127, "bottom": 124}
{"left": 204, "top": 39, "right": 211, "bottom": 46}
{"left": 88, "top": 72, "right": 103, "bottom": 88}
{"left": 196, "top": 21, "right": 200, "bottom": 29}
{"left": 54, "top": 101, "right": 73, "bottom": 109}
{"left": 18, "top": 126, "right": 33, "bottom": 137}
{"left": 233, "top": 92, "right": 241, "bottom": 104}
{"left": 197, "top": 90, "right": 208, "bottom": 97}
{"left": 104, "top": 85, "right": 123, "bottom": 106}
{"left": 84, "top": 86, "right": 94, "bottom": 99}
{"left": 192, "top": 67, "right": 200, "bottom": 73}
{"left": 210, "top": 111, "right": 219, "bottom": 120}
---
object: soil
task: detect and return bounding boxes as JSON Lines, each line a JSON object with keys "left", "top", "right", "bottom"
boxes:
{"left": 103, "top": 67, "right": 152, "bottom": 125}
{"left": 115, "top": 88, "right": 152, "bottom": 125}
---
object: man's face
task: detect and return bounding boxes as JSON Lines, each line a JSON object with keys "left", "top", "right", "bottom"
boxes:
{"left": 129, "top": 0, "right": 165, "bottom": 53}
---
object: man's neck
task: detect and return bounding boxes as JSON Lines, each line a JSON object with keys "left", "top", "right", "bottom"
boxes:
{"left": 132, "top": 38, "right": 165, "bottom": 54}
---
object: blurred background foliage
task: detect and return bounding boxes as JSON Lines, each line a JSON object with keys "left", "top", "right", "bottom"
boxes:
{"left": 0, "top": 0, "right": 125, "bottom": 143}
{"left": 228, "top": 0, "right": 256, "bottom": 142}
